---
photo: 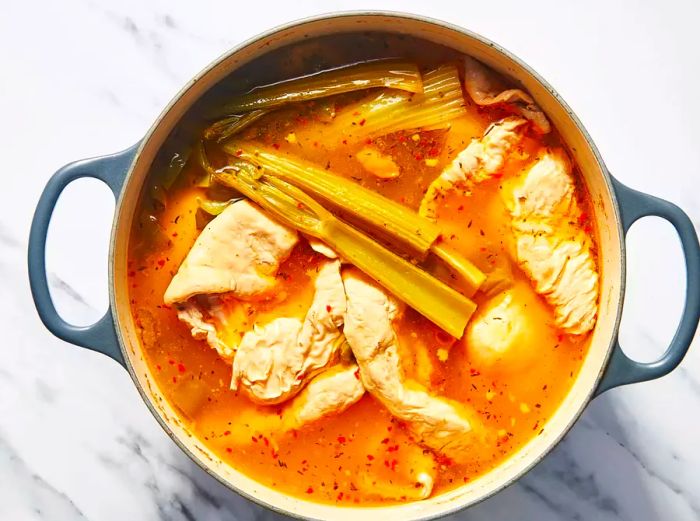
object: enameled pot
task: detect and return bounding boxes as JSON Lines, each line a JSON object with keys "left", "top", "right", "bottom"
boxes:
{"left": 28, "top": 12, "right": 700, "bottom": 521}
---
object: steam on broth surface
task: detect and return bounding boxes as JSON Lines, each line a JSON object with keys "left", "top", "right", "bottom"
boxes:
{"left": 128, "top": 33, "right": 599, "bottom": 505}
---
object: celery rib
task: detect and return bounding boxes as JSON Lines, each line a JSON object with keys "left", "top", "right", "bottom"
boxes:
{"left": 224, "top": 142, "right": 439, "bottom": 254}
{"left": 204, "top": 157, "right": 476, "bottom": 338}
{"left": 220, "top": 59, "right": 423, "bottom": 114}
{"left": 316, "top": 64, "right": 467, "bottom": 143}
{"left": 222, "top": 142, "right": 485, "bottom": 294}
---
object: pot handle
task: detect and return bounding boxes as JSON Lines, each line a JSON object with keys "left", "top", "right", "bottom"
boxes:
{"left": 595, "top": 176, "right": 700, "bottom": 395}
{"left": 28, "top": 144, "right": 139, "bottom": 367}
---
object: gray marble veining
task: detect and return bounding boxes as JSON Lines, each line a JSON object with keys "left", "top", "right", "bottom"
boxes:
{"left": 3, "top": 1, "right": 699, "bottom": 520}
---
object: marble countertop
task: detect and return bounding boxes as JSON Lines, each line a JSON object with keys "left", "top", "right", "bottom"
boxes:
{"left": 3, "top": 1, "right": 699, "bottom": 520}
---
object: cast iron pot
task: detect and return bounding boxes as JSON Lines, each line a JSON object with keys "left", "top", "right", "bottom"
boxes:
{"left": 28, "top": 12, "right": 700, "bottom": 521}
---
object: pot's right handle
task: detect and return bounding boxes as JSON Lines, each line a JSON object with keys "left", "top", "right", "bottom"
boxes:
{"left": 595, "top": 177, "right": 700, "bottom": 395}
{"left": 28, "top": 144, "right": 139, "bottom": 367}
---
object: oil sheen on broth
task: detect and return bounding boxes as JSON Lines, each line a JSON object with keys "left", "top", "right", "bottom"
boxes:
{"left": 128, "top": 34, "right": 599, "bottom": 506}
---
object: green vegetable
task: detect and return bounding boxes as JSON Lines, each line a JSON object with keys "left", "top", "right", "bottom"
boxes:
{"left": 327, "top": 64, "right": 466, "bottom": 142}
{"left": 428, "top": 244, "right": 487, "bottom": 298}
{"left": 221, "top": 142, "right": 485, "bottom": 295}
{"left": 224, "top": 141, "right": 440, "bottom": 254}
{"left": 219, "top": 59, "right": 423, "bottom": 114}
{"left": 203, "top": 110, "right": 268, "bottom": 143}
{"left": 202, "top": 155, "right": 476, "bottom": 338}
{"left": 196, "top": 197, "right": 239, "bottom": 216}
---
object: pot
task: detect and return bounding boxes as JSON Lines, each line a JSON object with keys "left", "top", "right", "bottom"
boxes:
{"left": 28, "top": 11, "right": 700, "bottom": 521}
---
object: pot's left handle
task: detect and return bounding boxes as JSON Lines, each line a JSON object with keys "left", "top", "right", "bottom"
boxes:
{"left": 28, "top": 144, "right": 139, "bottom": 367}
{"left": 595, "top": 176, "right": 700, "bottom": 395}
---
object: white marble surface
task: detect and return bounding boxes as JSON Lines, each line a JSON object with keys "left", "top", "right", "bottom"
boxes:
{"left": 2, "top": 0, "right": 699, "bottom": 520}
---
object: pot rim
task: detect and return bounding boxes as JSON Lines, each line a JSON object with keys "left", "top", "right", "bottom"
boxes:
{"left": 109, "top": 10, "right": 625, "bottom": 520}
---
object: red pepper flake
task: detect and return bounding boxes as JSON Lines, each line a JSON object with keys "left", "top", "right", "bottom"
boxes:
{"left": 435, "top": 454, "right": 453, "bottom": 467}
{"left": 337, "top": 492, "right": 344, "bottom": 501}
{"left": 223, "top": 430, "right": 231, "bottom": 436}
{"left": 272, "top": 143, "right": 280, "bottom": 150}
{"left": 387, "top": 444, "right": 400, "bottom": 452}
{"left": 171, "top": 232, "right": 178, "bottom": 238}
{"left": 172, "top": 376, "right": 177, "bottom": 383}
{"left": 381, "top": 437, "right": 390, "bottom": 444}
{"left": 352, "top": 111, "right": 361, "bottom": 116}
{"left": 366, "top": 454, "right": 374, "bottom": 461}
{"left": 157, "top": 259, "right": 166, "bottom": 268}
{"left": 359, "top": 119, "right": 366, "bottom": 126}
{"left": 353, "top": 369, "right": 360, "bottom": 380}
{"left": 457, "top": 205, "right": 464, "bottom": 211}
{"left": 177, "top": 363, "right": 186, "bottom": 373}
{"left": 399, "top": 135, "right": 407, "bottom": 143}
{"left": 306, "top": 487, "right": 314, "bottom": 494}
{"left": 155, "top": 364, "right": 161, "bottom": 371}
{"left": 390, "top": 459, "right": 398, "bottom": 471}
{"left": 414, "top": 153, "right": 423, "bottom": 161}
{"left": 365, "top": 138, "right": 373, "bottom": 144}
{"left": 235, "top": 149, "right": 243, "bottom": 157}
{"left": 337, "top": 436, "right": 346, "bottom": 444}
{"left": 470, "top": 368, "right": 481, "bottom": 377}
{"left": 251, "top": 436, "right": 258, "bottom": 443}
{"left": 342, "top": 139, "right": 348, "bottom": 145}
{"left": 128, "top": 271, "right": 136, "bottom": 277}
{"left": 226, "top": 447, "right": 232, "bottom": 453}
{"left": 326, "top": 305, "right": 332, "bottom": 313}
{"left": 297, "top": 202, "right": 305, "bottom": 209}
{"left": 168, "top": 359, "right": 175, "bottom": 365}
{"left": 415, "top": 481, "right": 424, "bottom": 488}
{"left": 263, "top": 436, "right": 269, "bottom": 447}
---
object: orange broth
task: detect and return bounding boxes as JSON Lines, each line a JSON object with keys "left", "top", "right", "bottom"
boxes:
{"left": 128, "top": 51, "right": 596, "bottom": 506}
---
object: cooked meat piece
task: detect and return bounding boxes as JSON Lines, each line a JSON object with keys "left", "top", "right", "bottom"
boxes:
{"left": 307, "top": 237, "right": 338, "bottom": 259}
{"left": 200, "top": 364, "right": 364, "bottom": 451}
{"left": 342, "top": 270, "right": 490, "bottom": 463}
{"left": 282, "top": 363, "right": 365, "bottom": 431}
{"left": 164, "top": 200, "right": 298, "bottom": 304}
{"left": 463, "top": 56, "right": 550, "bottom": 134}
{"left": 466, "top": 282, "right": 557, "bottom": 371}
{"left": 506, "top": 150, "right": 599, "bottom": 334}
{"left": 419, "top": 117, "right": 527, "bottom": 220}
{"left": 231, "top": 260, "right": 346, "bottom": 404}
{"left": 176, "top": 297, "right": 236, "bottom": 360}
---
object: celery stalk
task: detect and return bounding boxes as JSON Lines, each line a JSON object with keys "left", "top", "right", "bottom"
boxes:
{"left": 301, "top": 64, "right": 466, "bottom": 144}
{"left": 423, "top": 243, "right": 486, "bottom": 297}
{"left": 204, "top": 110, "right": 268, "bottom": 143}
{"left": 224, "top": 141, "right": 440, "bottom": 254}
{"left": 222, "top": 142, "right": 485, "bottom": 294}
{"left": 205, "top": 158, "right": 476, "bottom": 338}
{"left": 219, "top": 59, "right": 423, "bottom": 114}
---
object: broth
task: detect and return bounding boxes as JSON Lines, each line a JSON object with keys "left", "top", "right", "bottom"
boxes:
{"left": 128, "top": 33, "right": 597, "bottom": 506}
